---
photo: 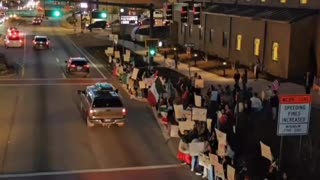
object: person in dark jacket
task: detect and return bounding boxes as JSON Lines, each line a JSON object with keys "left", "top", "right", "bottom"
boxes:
{"left": 234, "top": 69, "right": 241, "bottom": 87}
{"left": 270, "top": 90, "right": 279, "bottom": 120}
{"left": 241, "top": 69, "right": 248, "bottom": 90}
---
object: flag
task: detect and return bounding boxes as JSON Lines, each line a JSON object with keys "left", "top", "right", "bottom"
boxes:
{"left": 147, "top": 77, "right": 165, "bottom": 106}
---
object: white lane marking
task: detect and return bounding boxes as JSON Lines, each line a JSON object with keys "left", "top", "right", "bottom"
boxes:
{"left": 56, "top": 58, "right": 60, "bottom": 63}
{"left": 68, "top": 38, "right": 107, "bottom": 79}
{"left": 61, "top": 73, "right": 66, "bottom": 79}
{"left": 0, "top": 164, "right": 182, "bottom": 178}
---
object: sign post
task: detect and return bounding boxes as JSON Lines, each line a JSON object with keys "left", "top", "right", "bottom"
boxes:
{"left": 277, "top": 94, "right": 311, "bottom": 169}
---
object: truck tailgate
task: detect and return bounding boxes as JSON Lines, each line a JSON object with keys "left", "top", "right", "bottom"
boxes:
{"left": 92, "top": 107, "right": 124, "bottom": 119}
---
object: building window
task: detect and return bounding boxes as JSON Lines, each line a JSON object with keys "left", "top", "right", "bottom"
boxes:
{"left": 189, "top": 25, "right": 193, "bottom": 37}
{"left": 300, "top": 0, "right": 308, "bottom": 4}
{"left": 280, "top": 0, "right": 286, "bottom": 3}
{"left": 209, "top": 29, "right": 214, "bottom": 43}
{"left": 222, "top": 32, "right": 228, "bottom": 48}
{"left": 236, "top": 34, "right": 242, "bottom": 51}
{"left": 254, "top": 38, "right": 260, "bottom": 56}
{"left": 272, "top": 42, "right": 279, "bottom": 61}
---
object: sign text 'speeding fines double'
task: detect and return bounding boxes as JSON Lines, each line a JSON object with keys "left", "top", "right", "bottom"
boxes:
{"left": 277, "top": 95, "right": 311, "bottom": 136}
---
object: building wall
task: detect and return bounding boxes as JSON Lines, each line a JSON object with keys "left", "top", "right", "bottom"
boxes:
{"left": 263, "top": 22, "right": 291, "bottom": 78}
{"left": 212, "top": 0, "right": 237, "bottom": 4}
{"left": 237, "top": 0, "right": 320, "bottom": 9}
{"left": 203, "top": 13, "right": 231, "bottom": 59}
{"left": 229, "top": 17, "right": 266, "bottom": 67}
{"left": 288, "top": 15, "right": 316, "bottom": 79}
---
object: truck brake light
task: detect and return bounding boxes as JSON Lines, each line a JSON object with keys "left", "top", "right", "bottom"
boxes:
{"left": 122, "top": 108, "right": 126, "bottom": 116}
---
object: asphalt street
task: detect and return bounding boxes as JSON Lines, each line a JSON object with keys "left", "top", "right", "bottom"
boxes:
{"left": 0, "top": 18, "right": 198, "bottom": 179}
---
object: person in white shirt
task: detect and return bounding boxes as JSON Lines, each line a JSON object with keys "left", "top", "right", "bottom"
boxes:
{"left": 250, "top": 92, "right": 262, "bottom": 111}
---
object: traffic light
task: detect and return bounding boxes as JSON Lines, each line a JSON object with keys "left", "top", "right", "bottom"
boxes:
{"left": 181, "top": 5, "right": 188, "bottom": 23}
{"left": 193, "top": 4, "right": 201, "bottom": 25}
{"left": 165, "top": 3, "right": 173, "bottom": 20}
{"left": 149, "top": 46, "right": 157, "bottom": 57}
{"left": 100, "top": 12, "right": 107, "bottom": 18}
{"left": 53, "top": 10, "right": 61, "bottom": 17}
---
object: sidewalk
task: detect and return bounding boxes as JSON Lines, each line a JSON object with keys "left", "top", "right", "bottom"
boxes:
{"left": 117, "top": 39, "right": 320, "bottom": 107}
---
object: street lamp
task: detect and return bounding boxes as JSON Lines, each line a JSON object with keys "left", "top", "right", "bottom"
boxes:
{"left": 223, "top": 61, "right": 227, "bottom": 77}
{"left": 120, "top": 8, "right": 124, "bottom": 13}
{"left": 158, "top": 41, "right": 163, "bottom": 47}
{"left": 194, "top": 53, "right": 198, "bottom": 66}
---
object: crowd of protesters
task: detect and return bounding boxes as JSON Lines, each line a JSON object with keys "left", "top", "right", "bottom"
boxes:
{"left": 110, "top": 55, "right": 291, "bottom": 180}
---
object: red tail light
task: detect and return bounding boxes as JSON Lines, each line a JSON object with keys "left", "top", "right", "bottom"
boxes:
{"left": 19, "top": 39, "right": 22, "bottom": 43}
{"left": 46, "top": 41, "right": 49, "bottom": 45}
{"left": 122, "top": 108, "right": 126, "bottom": 116}
{"left": 84, "top": 64, "right": 89, "bottom": 68}
{"left": 70, "top": 64, "right": 76, "bottom": 68}
{"left": 33, "top": 40, "right": 36, "bottom": 44}
{"left": 6, "top": 40, "right": 9, "bottom": 44}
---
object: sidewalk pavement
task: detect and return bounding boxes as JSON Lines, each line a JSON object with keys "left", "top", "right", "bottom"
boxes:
{"left": 117, "top": 39, "right": 320, "bottom": 107}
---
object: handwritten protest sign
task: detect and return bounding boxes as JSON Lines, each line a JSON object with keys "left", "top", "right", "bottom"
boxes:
{"left": 124, "top": 55, "right": 130, "bottom": 62}
{"left": 189, "top": 142, "right": 205, "bottom": 156}
{"left": 183, "top": 110, "right": 192, "bottom": 121}
{"left": 178, "top": 121, "right": 195, "bottom": 132}
{"left": 209, "top": 153, "right": 219, "bottom": 166}
{"left": 194, "top": 95, "right": 202, "bottom": 107}
{"left": 199, "top": 153, "right": 210, "bottom": 168}
{"left": 192, "top": 108, "right": 207, "bottom": 121}
{"left": 174, "top": 104, "right": 183, "bottom": 119}
{"left": 170, "top": 125, "right": 179, "bottom": 138}
{"left": 144, "top": 78, "right": 154, "bottom": 87}
{"left": 215, "top": 128, "right": 227, "bottom": 145}
{"left": 126, "top": 50, "right": 131, "bottom": 57}
{"left": 118, "top": 66, "right": 123, "bottom": 74}
{"left": 227, "top": 165, "right": 236, "bottom": 180}
{"left": 217, "top": 142, "right": 226, "bottom": 157}
{"left": 105, "top": 47, "right": 114, "bottom": 55}
{"left": 114, "top": 51, "right": 120, "bottom": 59}
{"left": 215, "top": 163, "right": 225, "bottom": 179}
{"left": 195, "top": 79, "right": 204, "bottom": 88}
{"left": 139, "top": 81, "right": 147, "bottom": 89}
{"left": 131, "top": 68, "right": 139, "bottom": 80}
{"left": 260, "top": 141, "right": 273, "bottom": 161}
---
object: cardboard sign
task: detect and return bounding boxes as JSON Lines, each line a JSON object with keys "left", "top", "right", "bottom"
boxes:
{"left": 174, "top": 104, "right": 183, "bottom": 119}
{"left": 183, "top": 110, "right": 192, "bottom": 121}
{"left": 105, "top": 47, "right": 114, "bottom": 55}
{"left": 199, "top": 153, "right": 210, "bottom": 168}
{"left": 139, "top": 81, "right": 147, "bottom": 89}
{"left": 260, "top": 141, "right": 273, "bottom": 161}
{"left": 131, "top": 68, "right": 139, "bottom": 80}
{"left": 128, "top": 79, "right": 134, "bottom": 89}
{"left": 209, "top": 153, "right": 219, "bottom": 166}
{"left": 170, "top": 125, "right": 179, "bottom": 138}
{"left": 215, "top": 128, "right": 227, "bottom": 145}
{"left": 126, "top": 49, "right": 131, "bottom": 57}
{"left": 189, "top": 142, "right": 205, "bottom": 156}
{"left": 118, "top": 66, "right": 124, "bottom": 74}
{"left": 194, "top": 95, "right": 202, "bottom": 107}
{"left": 178, "top": 121, "right": 195, "bottom": 132}
{"left": 192, "top": 107, "right": 207, "bottom": 121}
{"left": 114, "top": 51, "right": 120, "bottom": 59}
{"left": 195, "top": 79, "right": 204, "bottom": 88}
{"left": 227, "top": 165, "right": 236, "bottom": 180}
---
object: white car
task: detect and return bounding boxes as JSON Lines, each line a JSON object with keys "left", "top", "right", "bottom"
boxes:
{"left": 4, "top": 35, "right": 23, "bottom": 48}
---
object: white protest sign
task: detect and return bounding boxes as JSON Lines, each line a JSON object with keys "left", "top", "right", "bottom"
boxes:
{"left": 105, "top": 47, "right": 114, "bottom": 55}
{"left": 189, "top": 142, "right": 205, "bottom": 156}
{"left": 227, "top": 165, "right": 236, "bottom": 180}
{"left": 217, "top": 142, "right": 226, "bottom": 157}
{"left": 174, "top": 104, "right": 183, "bottom": 119}
{"left": 178, "top": 121, "right": 195, "bottom": 132}
{"left": 199, "top": 153, "right": 210, "bottom": 168}
{"left": 144, "top": 78, "right": 154, "bottom": 87}
{"left": 194, "top": 95, "right": 202, "bottom": 107}
{"left": 277, "top": 95, "right": 311, "bottom": 136}
{"left": 260, "top": 141, "right": 273, "bottom": 161}
{"left": 215, "top": 163, "right": 225, "bottom": 179}
{"left": 114, "top": 51, "right": 120, "bottom": 59}
{"left": 207, "top": 118, "right": 212, "bottom": 132}
{"left": 131, "top": 68, "right": 139, "bottom": 80}
{"left": 170, "top": 125, "right": 179, "bottom": 138}
{"left": 124, "top": 55, "right": 130, "bottom": 62}
{"left": 139, "top": 81, "right": 147, "bottom": 89}
{"left": 209, "top": 153, "right": 219, "bottom": 166}
{"left": 126, "top": 49, "right": 131, "bottom": 57}
{"left": 183, "top": 110, "right": 192, "bottom": 121}
{"left": 195, "top": 79, "right": 204, "bottom": 88}
{"left": 192, "top": 108, "right": 207, "bottom": 121}
{"left": 215, "top": 128, "right": 227, "bottom": 145}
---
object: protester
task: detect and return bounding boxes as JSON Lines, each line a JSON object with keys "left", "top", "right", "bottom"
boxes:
{"left": 270, "top": 90, "right": 279, "bottom": 121}
{"left": 234, "top": 69, "right": 241, "bottom": 87}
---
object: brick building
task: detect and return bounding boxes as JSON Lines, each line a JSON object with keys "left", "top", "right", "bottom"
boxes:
{"left": 172, "top": 0, "right": 320, "bottom": 79}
